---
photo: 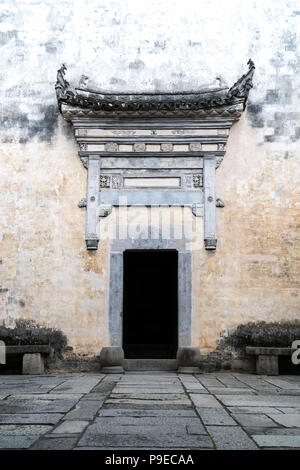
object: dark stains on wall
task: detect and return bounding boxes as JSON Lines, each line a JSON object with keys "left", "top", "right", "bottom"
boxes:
{"left": 28, "top": 104, "right": 59, "bottom": 141}
{"left": 0, "top": 104, "right": 60, "bottom": 143}
{"left": 282, "top": 30, "right": 297, "bottom": 52}
{"left": 128, "top": 59, "right": 145, "bottom": 70}
{"left": 0, "top": 30, "right": 17, "bottom": 45}
{"left": 110, "top": 77, "right": 126, "bottom": 86}
{"left": 246, "top": 101, "right": 264, "bottom": 128}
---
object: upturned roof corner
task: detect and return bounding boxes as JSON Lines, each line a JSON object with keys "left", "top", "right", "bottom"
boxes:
{"left": 55, "top": 60, "right": 255, "bottom": 119}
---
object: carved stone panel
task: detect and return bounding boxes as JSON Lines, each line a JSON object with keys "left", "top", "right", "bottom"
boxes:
{"left": 56, "top": 61, "right": 254, "bottom": 250}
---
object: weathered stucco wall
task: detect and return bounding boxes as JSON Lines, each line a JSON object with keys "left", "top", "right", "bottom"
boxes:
{"left": 0, "top": 0, "right": 299, "bottom": 358}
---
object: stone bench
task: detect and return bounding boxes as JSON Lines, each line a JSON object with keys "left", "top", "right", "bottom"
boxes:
{"left": 246, "top": 346, "right": 294, "bottom": 375}
{"left": 5, "top": 345, "right": 51, "bottom": 375}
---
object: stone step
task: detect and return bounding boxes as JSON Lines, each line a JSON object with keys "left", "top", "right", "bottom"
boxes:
{"left": 123, "top": 359, "right": 178, "bottom": 371}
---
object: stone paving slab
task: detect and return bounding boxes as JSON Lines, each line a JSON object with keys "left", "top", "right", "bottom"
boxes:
{"left": 51, "top": 376, "right": 103, "bottom": 394}
{"left": 0, "top": 435, "right": 39, "bottom": 449}
{"left": 252, "top": 435, "right": 300, "bottom": 448}
{"left": 0, "top": 413, "right": 63, "bottom": 424}
{"left": 277, "top": 407, "right": 300, "bottom": 414}
{"left": 207, "top": 388, "right": 257, "bottom": 395}
{"left": 247, "top": 428, "right": 300, "bottom": 436}
{"left": 30, "top": 436, "right": 80, "bottom": 450}
{"left": 196, "top": 407, "right": 237, "bottom": 426}
{"left": 81, "top": 423, "right": 197, "bottom": 436}
{"left": 207, "top": 425, "right": 258, "bottom": 450}
{"left": 189, "top": 394, "right": 222, "bottom": 408}
{"left": 0, "top": 424, "right": 52, "bottom": 435}
{"left": 0, "top": 372, "right": 300, "bottom": 450}
{"left": 227, "top": 406, "right": 283, "bottom": 414}
{"left": 52, "top": 420, "right": 89, "bottom": 434}
{"left": 102, "top": 403, "right": 193, "bottom": 410}
{"left": 113, "top": 387, "right": 184, "bottom": 393}
{"left": 0, "top": 398, "right": 79, "bottom": 413}
{"left": 9, "top": 394, "right": 83, "bottom": 400}
{"left": 95, "top": 416, "right": 202, "bottom": 426}
{"left": 267, "top": 414, "right": 300, "bottom": 427}
{"left": 98, "top": 408, "right": 197, "bottom": 417}
{"left": 232, "top": 413, "right": 278, "bottom": 428}
{"left": 64, "top": 400, "right": 104, "bottom": 420}
{"left": 106, "top": 397, "right": 191, "bottom": 405}
{"left": 186, "top": 423, "right": 207, "bottom": 435}
{"left": 216, "top": 394, "right": 300, "bottom": 407}
{"left": 77, "top": 429, "right": 213, "bottom": 448}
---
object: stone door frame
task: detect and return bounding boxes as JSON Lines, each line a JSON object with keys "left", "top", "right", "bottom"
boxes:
{"left": 108, "top": 238, "right": 192, "bottom": 350}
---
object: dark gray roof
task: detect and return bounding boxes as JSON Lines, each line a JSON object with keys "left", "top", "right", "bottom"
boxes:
{"left": 55, "top": 60, "right": 255, "bottom": 118}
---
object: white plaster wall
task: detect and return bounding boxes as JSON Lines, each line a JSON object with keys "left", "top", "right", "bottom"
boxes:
{"left": 0, "top": 0, "right": 299, "bottom": 356}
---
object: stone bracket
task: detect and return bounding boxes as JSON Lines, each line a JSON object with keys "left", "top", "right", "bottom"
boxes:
{"left": 98, "top": 205, "right": 112, "bottom": 217}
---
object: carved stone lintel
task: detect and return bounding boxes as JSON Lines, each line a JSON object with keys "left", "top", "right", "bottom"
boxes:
{"left": 78, "top": 198, "right": 87, "bottom": 208}
{"left": 204, "top": 238, "right": 217, "bottom": 250}
{"left": 216, "top": 198, "right": 225, "bottom": 207}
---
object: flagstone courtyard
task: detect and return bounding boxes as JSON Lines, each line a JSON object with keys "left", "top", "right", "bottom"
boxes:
{"left": 0, "top": 372, "right": 300, "bottom": 450}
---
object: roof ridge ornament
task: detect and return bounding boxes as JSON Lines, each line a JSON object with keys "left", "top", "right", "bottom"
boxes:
{"left": 227, "top": 59, "right": 255, "bottom": 107}
{"left": 55, "top": 63, "right": 75, "bottom": 111}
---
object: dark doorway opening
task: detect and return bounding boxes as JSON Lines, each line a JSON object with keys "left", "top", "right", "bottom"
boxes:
{"left": 123, "top": 250, "right": 178, "bottom": 359}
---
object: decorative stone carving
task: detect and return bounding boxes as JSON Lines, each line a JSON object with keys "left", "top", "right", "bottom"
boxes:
{"left": 227, "top": 59, "right": 255, "bottom": 106}
{"left": 85, "top": 234, "right": 99, "bottom": 250}
{"left": 79, "top": 156, "right": 88, "bottom": 168}
{"left": 105, "top": 143, "right": 118, "bottom": 152}
{"left": 216, "top": 198, "right": 225, "bottom": 207}
{"left": 182, "top": 174, "right": 193, "bottom": 189}
{"left": 161, "top": 143, "right": 173, "bottom": 152}
{"left": 98, "top": 205, "right": 112, "bottom": 217}
{"left": 204, "top": 238, "right": 217, "bottom": 250}
{"left": 100, "top": 175, "right": 110, "bottom": 188}
{"left": 192, "top": 204, "right": 203, "bottom": 217}
{"left": 193, "top": 174, "right": 203, "bottom": 188}
{"left": 133, "top": 143, "right": 146, "bottom": 152}
{"left": 55, "top": 62, "right": 254, "bottom": 251}
{"left": 215, "top": 157, "right": 223, "bottom": 169}
{"left": 190, "top": 143, "right": 202, "bottom": 151}
{"left": 111, "top": 175, "right": 122, "bottom": 189}
{"left": 78, "top": 198, "right": 87, "bottom": 208}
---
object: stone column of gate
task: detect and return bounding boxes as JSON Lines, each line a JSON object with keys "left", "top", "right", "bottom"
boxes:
{"left": 85, "top": 155, "right": 100, "bottom": 250}
{"left": 203, "top": 156, "right": 217, "bottom": 250}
